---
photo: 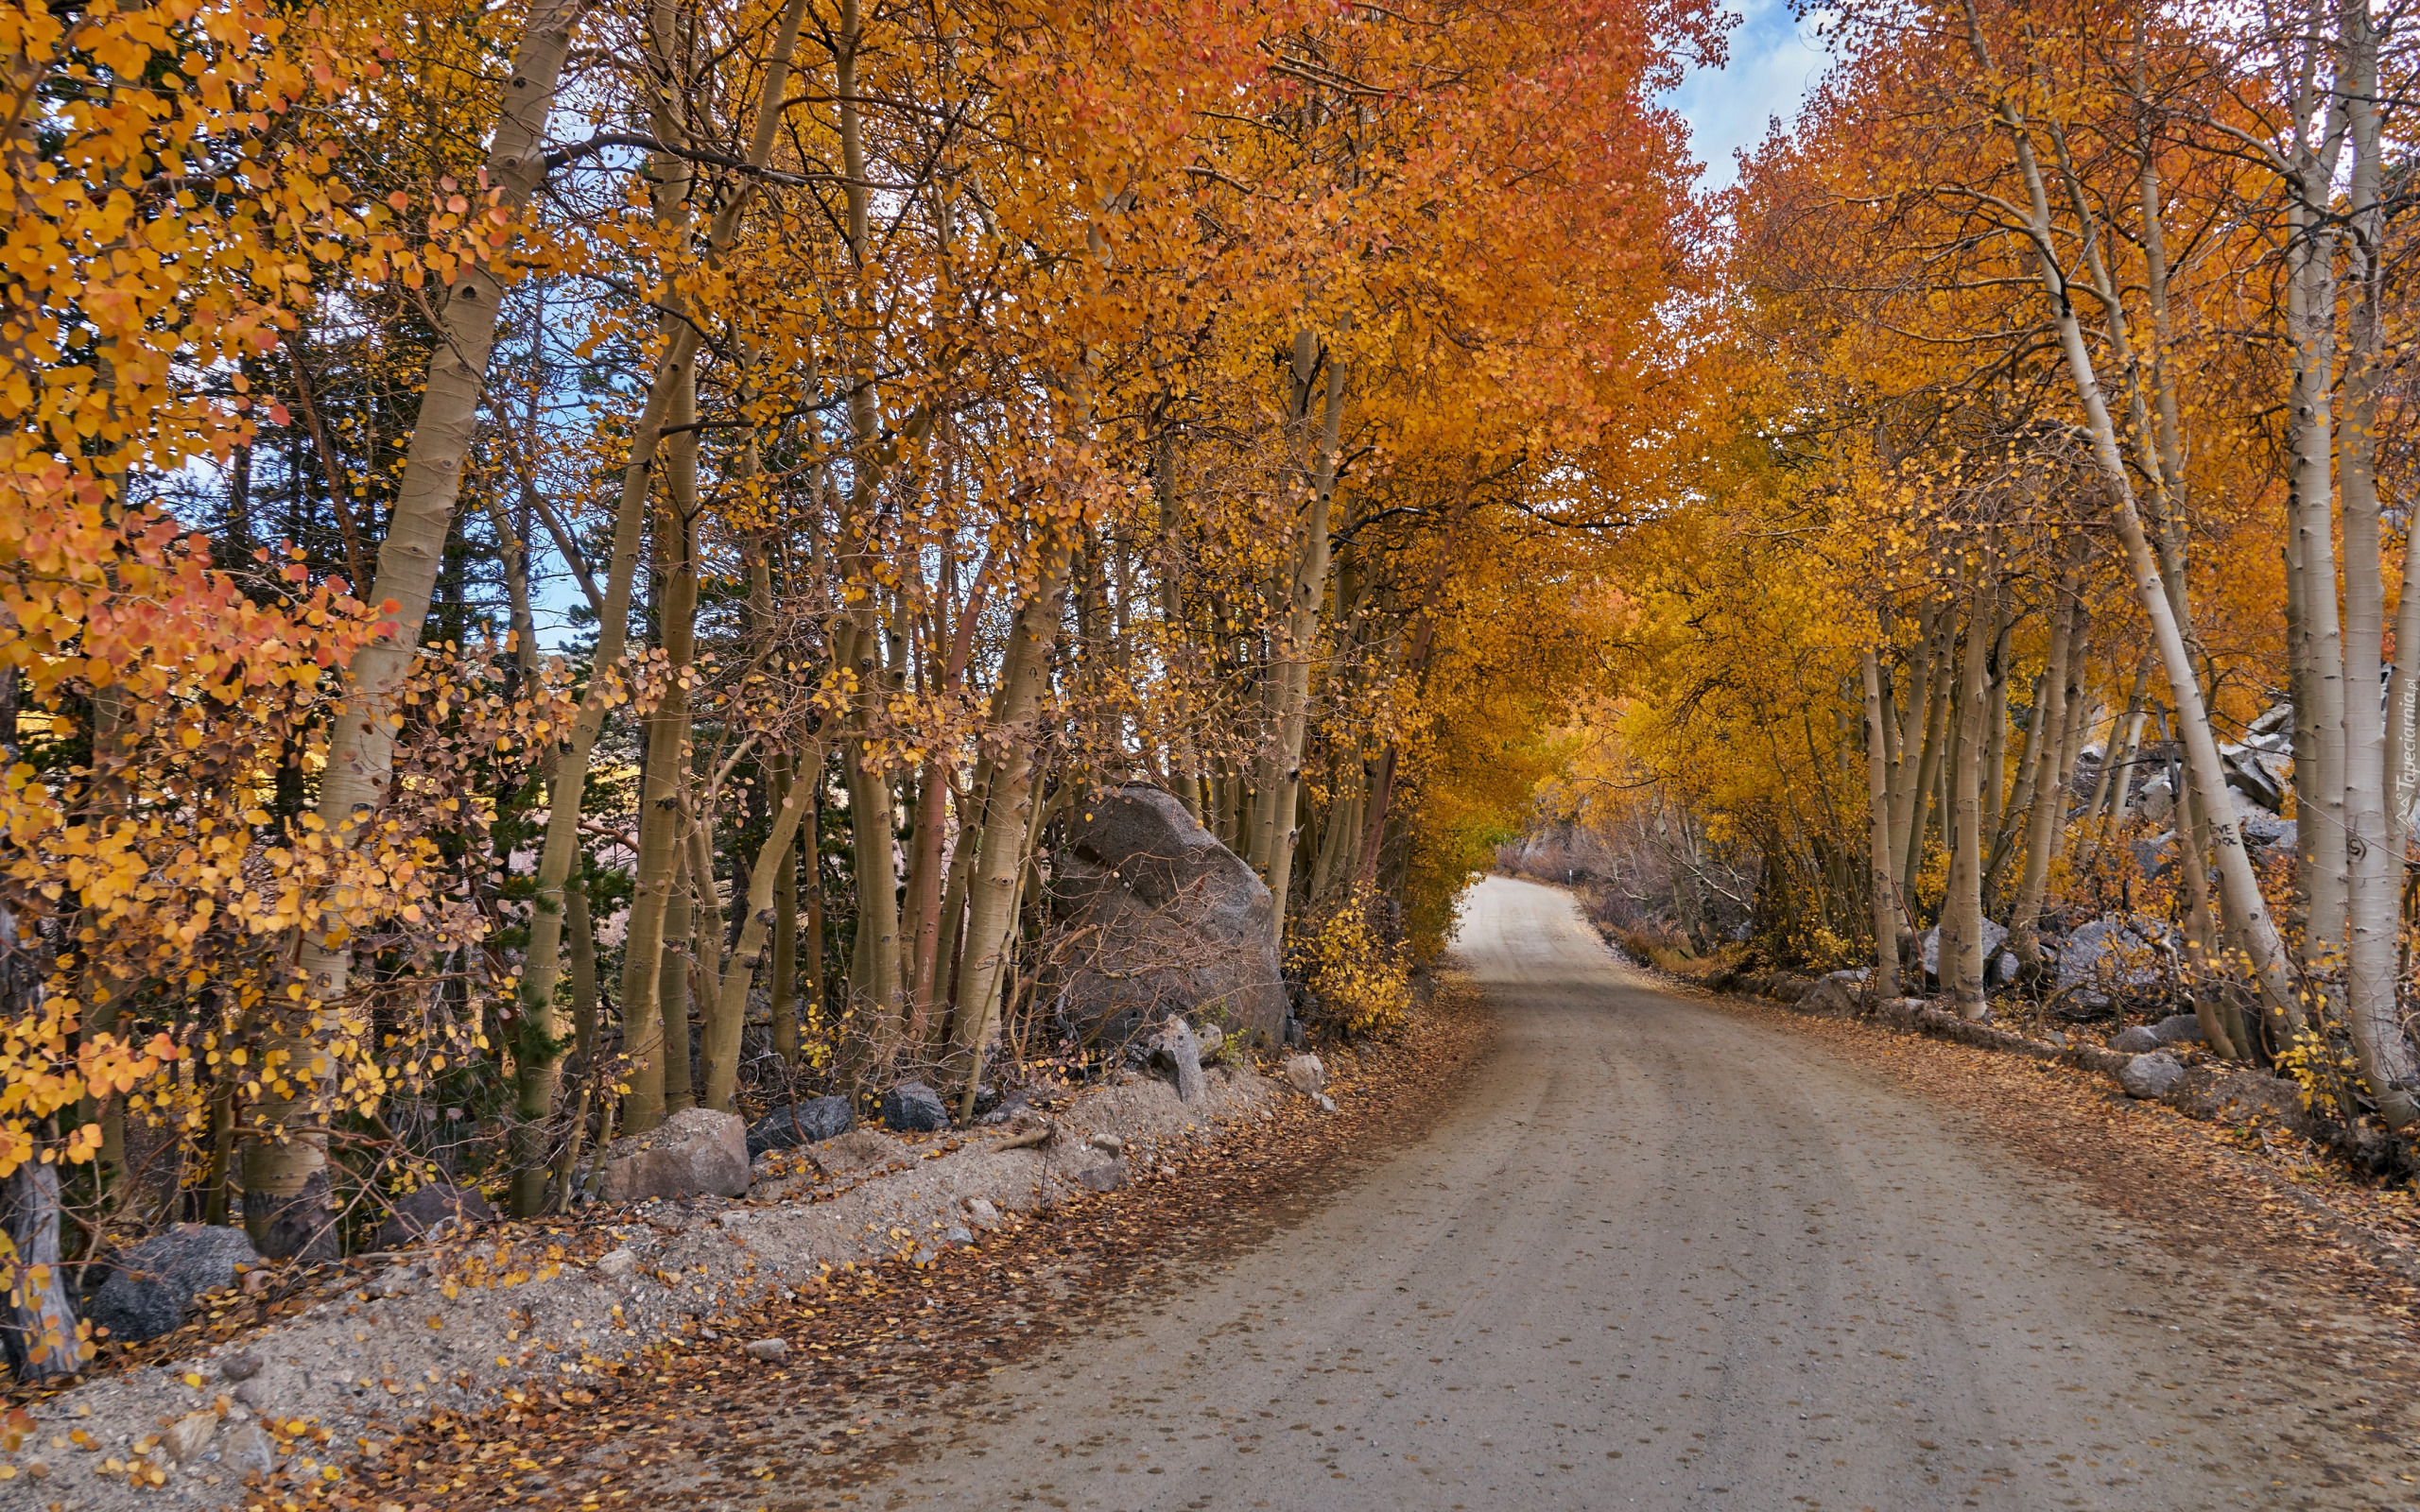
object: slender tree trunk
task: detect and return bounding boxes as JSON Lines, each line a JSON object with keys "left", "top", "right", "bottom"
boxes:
{"left": 700, "top": 747, "right": 826, "bottom": 1109}
{"left": 1946, "top": 576, "right": 1995, "bottom": 1018}
{"left": 2098, "top": 662, "right": 2152, "bottom": 823}
{"left": 842, "top": 713, "right": 903, "bottom": 1072}
{"left": 802, "top": 778, "right": 827, "bottom": 1059}
{"left": 771, "top": 757, "right": 802, "bottom": 1067}
{"left": 1986, "top": 670, "right": 2046, "bottom": 901}
{"left": 947, "top": 551, "right": 1073, "bottom": 1115}
{"left": 1860, "top": 649, "right": 1901, "bottom": 998}
{"left": 2010, "top": 564, "right": 2079, "bottom": 969}
{"left": 901, "top": 757, "right": 951, "bottom": 1045}
{"left": 660, "top": 849, "right": 698, "bottom": 1113}
{"left": 1900, "top": 620, "right": 1953, "bottom": 904}
{"left": 256, "top": 0, "right": 581, "bottom": 1253}
{"left": 1973, "top": 51, "right": 2303, "bottom": 1034}
{"left": 1888, "top": 607, "right": 1938, "bottom": 886}
{"left": 1247, "top": 335, "right": 1350, "bottom": 940}
{"left": 505, "top": 0, "right": 815, "bottom": 1184}
{"left": 616, "top": 390, "right": 702, "bottom": 1132}
{"left": 0, "top": 1162, "right": 78, "bottom": 1383}
{"left": 932, "top": 758, "right": 987, "bottom": 1027}
{"left": 2334, "top": 12, "right": 2419, "bottom": 1125}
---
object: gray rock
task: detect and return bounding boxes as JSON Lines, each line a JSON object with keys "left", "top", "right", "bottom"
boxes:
{"left": 594, "top": 1246, "right": 639, "bottom": 1280}
{"left": 1920, "top": 918, "right": 2009, "bottom": 977}
{"left": 216, "top": 1349, "right": 262, "bottom": 1382}
{"left": 743, "top": 1336, "right": 790, "bottom": 1361}
{"left": 1798, "top": 970, "right": 1867, "bottom": 1018}
{"left": 976, "top": 1090, "right": 1031, "bottom": 1126}
{"left": 2057, "top": 914, "right": 2176, "bottom": 1000}
{"left": 598, "top": 1107, "right": 751, "bottom": 1203}
{"left": 2131, "top": 833, "right": 2179, "bottom": 880}
{"left": 1151, "top": 1017, "right": 1206, "bottom": 1105}
{"left": 2118, "top": 1050, "right": 2187, "bottom": 1098}
{"left": 87, "top": 1224, "right": 261, "bottom": 1344}
{"left": 2150, "top": 1012, "right": 2205, "bottom": 1046}
{"left": 745, "top": 1096, "right": 855, "bottom": 1158}
{"left": 963, "top": 1197, "right": 1002, "bottom": 1229}
{"left": 1043, "top": 785, "right": 1288, "bottom": 1049}
{"left": 1076, "top": 1160, "right": 1128, "bottom": 1193}
{"left": 1283, "top": 1054, "right": 1326, "bottom": 1096}
{"left": 2168, "top": 1069, "right": 2318, "bottom": 1138}
{"left": 944, "top": 1225, "right": 975, "bottom": 1246}
{"left": 163, "top": 1411, "right": 216, "bottom": 1464}
{"left": 1987, "top": 951, "right": 2022, "bottom": 988}
{"left": 2137, "top": 777, "right": 2176, "bottom": 823}
{"left": 881, "top": 1081, "right": 951, "bottom": 1133}
{"left": 2221, "top": 743, "right": 2290, "bottom": 813}
{"left": 2238, "top": 812, "right": 2294, "bottom": 849}
{"left": 373, "top": 1181, "right": 494, "bottom": 1251}
{"left": 232, "top": 1377, "right": 275, "bottom": 1412}
{"left": 2108, "top": 1024, "right": 2165, "bottom": 1054}
{"left": 220, "top": 1420, "right": 277, "bottom": 1476}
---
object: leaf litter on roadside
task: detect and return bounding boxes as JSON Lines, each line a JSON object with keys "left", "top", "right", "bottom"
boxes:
{"left": 234, "top": 980, "right": 1496, "bottom": 1512}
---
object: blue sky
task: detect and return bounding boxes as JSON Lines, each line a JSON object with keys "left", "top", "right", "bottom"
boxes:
{"left": 1666, "top": 0, "right": 1831, "bottom": 190}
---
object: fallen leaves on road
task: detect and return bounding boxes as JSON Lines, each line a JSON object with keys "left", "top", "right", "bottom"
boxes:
{"left": 1708, "top": 993, "right": 2420, "bottom": 1350}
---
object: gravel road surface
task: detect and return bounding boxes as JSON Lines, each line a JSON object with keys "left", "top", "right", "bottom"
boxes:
{"left": 835, "top": 875, "right": 2415, "bottom": 1511}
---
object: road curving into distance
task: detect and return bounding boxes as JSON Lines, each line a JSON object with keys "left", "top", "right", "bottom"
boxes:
{"left": 825, "top": 875, "right": 2414, "bottom": 1511}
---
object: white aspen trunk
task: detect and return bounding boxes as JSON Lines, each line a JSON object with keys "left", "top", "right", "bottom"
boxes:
{"left": 1947, "top": 578, "right": 1993, "bottom": 1018}
{"left": 2334, "top": 10, "right": 2419, "bottom": 1125}
{"left": 255, "top": 0, "right": 580, "bottom": 1253}
{"left": 306, "top": 0, "right": 580, "bottom": 868}
{"left": 2009, "top": 571, "right": 2077, "bottom": 969}
{"left": 947, "top": 552, "right": 1073, "bottom": 1116}
{"left": 1860, "top": 649, "right": 1901, "bottom": 999}
{"left": 1900, "top": 625, "right": 1953, "bottom": 903}
{"left": 614, "top": 365, "right": 702, "bottom": 1132}
{"left": 1988, "top": 669, "right": 2046, "bottom": 892}
{"left": 2290, "top": 192, "right": 2351, "bottom": 1004}
{"left": 700, "top": 746, "right": 825, "bottom": 1110}
{"left": 1248, "top": 335, "right": 1350, "bottom": 941}
{"left": 1964, "top": 30, "right": 2304, "bottom": 1030}
{"left": 1979, "top": 628, "right": 2010, "bottom": 888}
{"left": 2100, "top": 663, "right": 2152, "bottom": 823}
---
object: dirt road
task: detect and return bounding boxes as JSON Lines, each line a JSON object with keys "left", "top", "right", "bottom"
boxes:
{"left": 842, "top": 875, "right": 2416, "bottom": 1511}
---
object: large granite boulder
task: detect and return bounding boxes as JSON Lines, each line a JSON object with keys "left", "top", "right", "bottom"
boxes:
{"left": 1920, "top": 918, "right": 2008, "bottom": 978}
{"left": 1798, "top": 969, "right": 1868, "bottom": 1018}
{"left": 881, "top": 1081, "right": 951, "bottom": 1133}
{"left": 746, "top": 1096, "right": 854, "bottom": 1158}
{"left": 1045, "top": 785, "right": 1287, "bottom": 1050}
{"left": 87, "top": 1225, "right": 261, "bottom": 1344}
{"left": 598, "top": 1108, "right": 750, "bottom": 1203}
{"left": 2118, "top": 1050, "right": 2187, "bottom": 1099}
{"left": 2057, "top": 914, "right": 2176, "bottom": 1010}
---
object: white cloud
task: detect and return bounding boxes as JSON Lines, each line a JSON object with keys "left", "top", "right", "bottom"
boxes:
{"left": 1667, "top": 0, "right": 1831, "bottom": 190}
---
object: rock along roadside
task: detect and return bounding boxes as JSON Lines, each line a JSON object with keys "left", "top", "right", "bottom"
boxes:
{"left": 10, "top": 1066, "right": 1272, "bottom": 1510}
